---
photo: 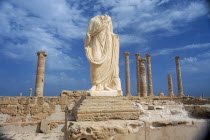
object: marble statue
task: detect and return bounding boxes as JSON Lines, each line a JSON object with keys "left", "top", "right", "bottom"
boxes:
{"left": 85, "top": 15, "right": 122, "bottom": 92}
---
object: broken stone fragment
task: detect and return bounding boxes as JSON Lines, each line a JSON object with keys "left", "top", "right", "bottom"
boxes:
{"left": 148, "top": 105, "right": 155, "bottom": 110}
{"left": 40, "top": 119, "right": 50, "bottom": 133}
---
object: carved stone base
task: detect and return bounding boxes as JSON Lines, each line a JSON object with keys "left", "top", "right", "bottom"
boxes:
{"left": 87, "top": 90, "right": 122, "bottom": 96}
{"left": 72, "top": 96, "right": 142, "bottom": 122}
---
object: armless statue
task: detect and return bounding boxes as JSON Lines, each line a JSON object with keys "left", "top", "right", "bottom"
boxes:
{"left": 85, "top": 15, "right": 122, "bottom": 93}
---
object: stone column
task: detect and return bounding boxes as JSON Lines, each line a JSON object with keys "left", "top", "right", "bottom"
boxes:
{"left": 20, "top": 92, "right": 22, "bottom": 97}
{"left": 146, "top": 54, "right": 154, "bottom": 96}
{"left": 29, "top": 88, "right": 32, "bottom": 96}
{"left": 167, "top": 74, "right": 174, "bottom": 96}
{"left": 139, "top": 58, "right": 147, "bottom": 97}
{"left": 135, "top": 53, "right": 140, "bottom": 96}
{"left": 175, "top": 56, "right": 184, "bottom": 97}
{"left": 124, "top": 52, "right": 131, "bottom": 96}
{"left": 35, "top": 51, "right": 47, "bottom": 97}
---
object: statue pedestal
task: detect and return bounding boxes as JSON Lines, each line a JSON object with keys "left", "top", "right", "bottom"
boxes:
{"left": 87, "top": 90, "right": 122, "bottom": 96}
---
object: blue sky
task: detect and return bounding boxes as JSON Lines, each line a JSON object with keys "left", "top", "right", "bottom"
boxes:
{"left": 0, "top": 0, "right": 210, "bottom": 97}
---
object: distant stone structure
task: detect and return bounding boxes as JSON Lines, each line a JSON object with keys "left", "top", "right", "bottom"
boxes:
{"left": 124, "top": 52, "right": 131, "bottom": 96}
{"left": 135, "top": 53, "right": 141, "bottom": 96}
{"left": 139, "top": 58, "right": 147, "bottom": 97}
{"left": 175, "top": 56, "right": 184, "bottom": 97}
{"left": 146, "top": 54, "right": 154, "bottom": 96}
{"left": 35, "top": 51, "right": 47, "bottom": 97}
{"left": 167, "top": 74, "right": 174, "bottom": 96}
{"left": 29, "top": 88, "right": 32, "bottom": 96}
{"left": 19, "top": 92, "right": 22, "bottom": 97}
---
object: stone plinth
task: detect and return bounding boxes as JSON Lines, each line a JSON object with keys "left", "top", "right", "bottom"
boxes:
{"left": 87, "top": 90, "right": 122, "bottom": 96}
{"left": 73, "top": 96, "right": 142, "bottom": 122}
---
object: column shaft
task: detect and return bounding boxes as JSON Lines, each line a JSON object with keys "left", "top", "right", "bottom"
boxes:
{"left": 167, "top": 74, "right": 174, "bottom": 96}
{"left": 139, "top": 58, "right": 147, "bottom": 97}
{"left": 35, "top": 51, "right": 47, "bottom": 97}
{"left": 29, "top": 88, "right": 32, "bottom": 97}
{"left": 135, "top": 53, "right": 140, "bottom": 96}
{"left": 175, "top": 56, "right": 184, "bottom": 96}
{"left": 146, "top": 54, "right": 153, "bottom": 96}
{"left": 124, "top": 52, "right": 131, "bottom": 96}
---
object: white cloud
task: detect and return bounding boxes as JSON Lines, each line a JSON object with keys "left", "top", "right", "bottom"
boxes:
{"left": 181, "top": 57, "right": 198, "bottom": 64}
{"left": 0, "top": 0, "right": 87, "bottom": 70}
{"left": 119, "top": 34, "right": 147, "bottom": 46}
{"left": 153, "top": 43, "right": 210, "bottom": 56}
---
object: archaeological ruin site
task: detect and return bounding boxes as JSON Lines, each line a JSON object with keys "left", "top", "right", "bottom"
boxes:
{"left": 0, "top": 15, "right": 210, "bottom": 140}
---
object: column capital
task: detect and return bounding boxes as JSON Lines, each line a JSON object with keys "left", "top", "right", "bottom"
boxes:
{"left": 135, "top": 53, "right": 140, "bottom": 57}
{"left": 139, "top": 58, "right": 146, "bottom": 62}
{"left": 37, "top": 51, "right": 47, "bottom": 57}
{"left": 175, "top": 56, "right": 180, "bottom": 60}
{"left": 146, "top": 54, "right": 151, "bottom": 57}
{"left": 124, "top": 52, "right": 130, "bottom": 56}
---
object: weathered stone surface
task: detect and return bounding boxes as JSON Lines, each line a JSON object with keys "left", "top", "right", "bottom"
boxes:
{"left": 167, "top": 74, "right": 175, "bottom": 96}
{"left": 85, "top": 15, "right": 122, "bottom": 92}
{"left": 175, "top": 56, "right": 184, "bottom": 97}
{"left": 67, "top": 120, "right": 144, "bottom": 140}
{"left": 37, "top": 97, "right": 44, "bottom": 105}
{"left": 0, "top": 97, "right": 10, "bottom": 105}
{"left": 158, "top": 92, "right": 165, "bottom": 97}
{"left": 135, "top": 53, "right": 141, "bottom": 96}
{"left": 146, "top": 54, "right": 154, "bottom": 96}
{"left": 139, "top": 58, "right": 147, "bottom": 97}
{"left": 40, "top": 119, "right": 50, "bottom": 133}
{"left": 10, "top": 97, "right": 19, "bottom": 105}
{"left": 124, "top": 52, "right": 131, "bottom": 96}
{"left": 0, "top": 105, "right": 17, "bottom": 115}
{"left": 87, "top": 90, "right": 122, "bottom": 96}
{"left": 35, "top": 51, "right": 47, "bottom": 97}
{"left": 60, "top": 90, "right": 87, "bottom": 97}
{"left": 73, "top": 97, "right": 142, "bottom": 121}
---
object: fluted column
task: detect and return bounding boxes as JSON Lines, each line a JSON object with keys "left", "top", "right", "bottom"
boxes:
{"left": 135, "top": 53, "right": 140, "bottom": 96}
{"left": 175, "top": 56, "right": 184, "bottom": 97}
{"left": 29, "top": 88, "right": 32, "bottom": 96}
{"left": 35, "top": 51, "right": 47, "bottom": 97}
{"left": 146, "top": 54, "right": 154, "bottom": 96}
{"left": 139, "top": 58, "right": 147, "bottom": 97}
{"left": 124, "top": 52, "right": 131, "bottom": 96}
{"left": 167, "top": 74, "right": 174, "bottom": 96}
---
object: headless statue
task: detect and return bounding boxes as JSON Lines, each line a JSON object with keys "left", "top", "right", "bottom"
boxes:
{"left": 85, "top": 15, "right": 122, "bottom": 92}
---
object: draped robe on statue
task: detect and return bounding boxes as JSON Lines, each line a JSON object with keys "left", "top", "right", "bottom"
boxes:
{"left": 85, "top": 15, "right": 122, "bottom": 91}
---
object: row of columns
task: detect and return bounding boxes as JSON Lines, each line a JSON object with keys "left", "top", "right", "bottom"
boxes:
{"left": 124, "top": 52, "right": 184, "bottom": 97}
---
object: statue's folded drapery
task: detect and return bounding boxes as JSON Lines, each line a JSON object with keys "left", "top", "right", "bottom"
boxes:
{"left": 85, "top": 15, "right": 121, "bottom": 91}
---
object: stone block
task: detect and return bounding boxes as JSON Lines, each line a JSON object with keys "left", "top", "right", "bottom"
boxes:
{"left": 37, "top": 97, "right": 44, "bottom": 105}
{"left": 58, "top": 97, "right": 67, "bottom": 105}
{"left": 148, "top": 105, "right": 155, "bottom": 110}
{"left": 49, "top": 105, "right": 56, "bottom": 114}
{"left": 40, "top": 119, "right": 50, "bottom": 133}
{"left": 10, "top": 97, "right": 19, "bottom": 105}
{"left": 19, "top": 97, "right": 30, "bottom": 105}
{"left": 0, "top": 105, "right": 17, "bottom": 115}
{"left": 0, "top": 97, "right": 10, "bottom": 105}
{"left": 44, "top": 97, "right": 58, "bottom": 105}
{"left": 31, "top": 113, "right": 48, "bottom": 121}
{"left": 17, "top": 105, "right": 30, "bottom": 115}
{"left": 30, "top": 105, "right": 43, "bottom": 115}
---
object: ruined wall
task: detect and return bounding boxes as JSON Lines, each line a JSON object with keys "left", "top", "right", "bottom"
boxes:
{"left": 0, "top": 96, "right": 80, "bottom": 133}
